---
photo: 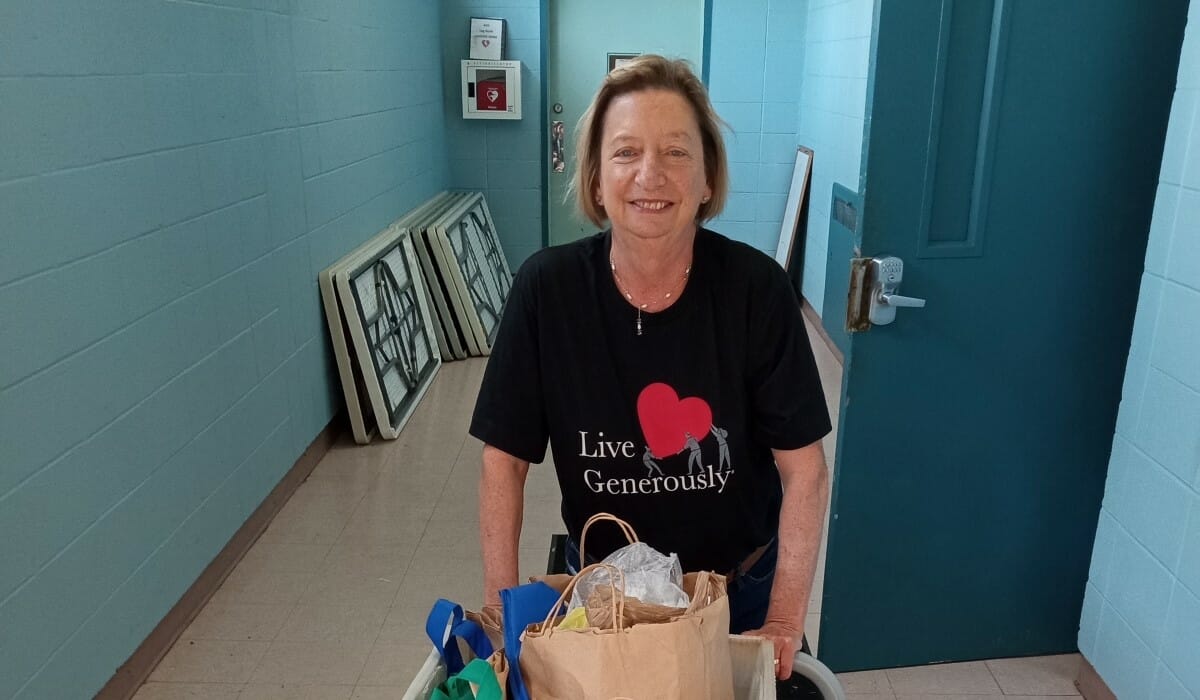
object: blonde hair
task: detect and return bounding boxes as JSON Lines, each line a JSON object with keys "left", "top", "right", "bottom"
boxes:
{"left": 571, "top": 55, "right": 729, "bottom": 227}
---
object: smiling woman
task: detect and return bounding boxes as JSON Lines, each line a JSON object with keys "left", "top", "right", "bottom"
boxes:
{"left": 469, "top": 55, "right": 832, "bottom": 679}
{"left": 597, "top": 90, "right": 712, "bottom": 256}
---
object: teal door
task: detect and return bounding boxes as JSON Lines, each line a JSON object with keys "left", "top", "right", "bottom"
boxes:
{"left": 546, "top": 0, "right": 705, "bottom": 246}
{"left": 819, "top": 1, "right": 1188, "bottom": 671}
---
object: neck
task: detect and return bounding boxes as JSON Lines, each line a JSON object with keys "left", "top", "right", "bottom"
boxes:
{"left": 608, "top": 226, "right": 697, "bottom": 315}
{"left": 609, "top": 225, "right": 698, "bottom": 289}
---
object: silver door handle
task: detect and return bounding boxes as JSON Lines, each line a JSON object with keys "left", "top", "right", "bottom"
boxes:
{"left": 879, "top": 293, "right": 926, "bottom": 308}
{"left": 551, "top": 120, "right": 565, "bottom": 173}
{"left": 868, "top": 256, "right": 925, "bottom": 325}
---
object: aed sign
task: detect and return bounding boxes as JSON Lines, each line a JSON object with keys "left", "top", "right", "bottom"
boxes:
{"left": 461, "top": 60, "right": 522, "bottom": 120}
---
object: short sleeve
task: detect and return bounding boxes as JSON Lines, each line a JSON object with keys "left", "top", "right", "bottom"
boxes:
{"left": 747, "top": 264, "right": 833, "bottom": 450}
{"left": 469, "top": 259, "right": 550, "bottom": 463}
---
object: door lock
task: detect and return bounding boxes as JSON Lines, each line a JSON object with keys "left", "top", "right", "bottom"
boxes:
{"left": 868, "top": 256, "right": 925, "bottom": 325}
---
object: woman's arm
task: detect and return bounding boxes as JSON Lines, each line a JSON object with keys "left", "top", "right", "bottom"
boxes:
{"left": 745, "top": 440, "right": 829, "bottom": 679}
{"left": 480, "top": 444, "right": 531, "bottom": 606}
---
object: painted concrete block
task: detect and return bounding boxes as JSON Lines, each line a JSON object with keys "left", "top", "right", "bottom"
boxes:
{"left": 1106, "top": 522, "right": 1175, "bottom": 652}
{"left": 1161, "top": 583, "right": 1200, "bottom": 696}
{"left": 1176, "top": 492, "right": 1200, "bottom": 600}
{"left": 1150, "top": 662, "right": 1196, "bottom": 700}
{"left": 1160, "top": 90, "right": 1196, "bottom": 186}
{"left": 1105, "top": 436, "right": 1191, "bottom": 567}
{"left": 1164, "top": 187, "right": 1200, "bottom": 291}
{"left": 1093, "top": 600, "right": 1159, "bottom": 699}
{"left": 1150, "top": 282, "right": 1200, "bottom": 393}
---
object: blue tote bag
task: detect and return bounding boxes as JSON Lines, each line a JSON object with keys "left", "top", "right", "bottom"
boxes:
{"left": 499, "top": 580, "right": 563, "bottom": 700}
{"left": 426, "top": 598, "right": 495, "bottom": 674}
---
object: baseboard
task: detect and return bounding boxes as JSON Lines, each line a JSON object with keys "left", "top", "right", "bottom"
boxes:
{"left": 1076, "top": 655, "right": 1117, "bottom": 700}
{"left": 800, "top": 296, "right": 844, "bottom": 366}
{"left": 96, "top": 417, "right": 343, "bottom": 700}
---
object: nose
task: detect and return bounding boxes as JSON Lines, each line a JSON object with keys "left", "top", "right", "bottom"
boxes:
{"left": 634, "top": 152, "right": 668, "bottom": 189}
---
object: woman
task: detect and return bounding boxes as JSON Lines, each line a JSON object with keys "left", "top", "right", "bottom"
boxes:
{"left": 470, "top": 55, "right": 830, "bottom": 679}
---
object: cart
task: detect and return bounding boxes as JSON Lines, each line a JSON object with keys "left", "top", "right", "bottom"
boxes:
{"left": 403, "top": 537, "right": 846, "bottom": 699}
{"left": 402, "top": 634, "right": 843, "bottom": 700}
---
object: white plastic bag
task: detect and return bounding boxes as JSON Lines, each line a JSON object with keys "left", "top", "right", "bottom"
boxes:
{"left": 568, "top": 541, "right": 690, "bottom": 611}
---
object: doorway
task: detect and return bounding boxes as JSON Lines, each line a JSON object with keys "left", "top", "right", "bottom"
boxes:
{"left": 819, "top": 0, "right": 1187, "bottom": 671}
{"left": 545, "top": 0, "right": 706, "bottom": 246}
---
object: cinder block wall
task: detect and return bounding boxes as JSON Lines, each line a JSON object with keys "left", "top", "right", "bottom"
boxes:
{"left": 441, "top": 0, "right": 544, "bottom": 268}
{"left": 707, "top": 0, "right": 810, "bottom": 255}
{"left": 0, "top": 2, "right": 447, "bottom": 697}
{"left": 794, "top": 0, "right": 872, "bottom": 313}
{"left": 705, "top": 0, "right": 873, "bottom": 319}
{"left": 1079, "top": 4, "right": 1200, "bottom": 698}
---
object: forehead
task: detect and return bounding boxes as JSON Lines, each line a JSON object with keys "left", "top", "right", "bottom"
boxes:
{"left": 601, "top": 89, "right": 702, "bottom": 140}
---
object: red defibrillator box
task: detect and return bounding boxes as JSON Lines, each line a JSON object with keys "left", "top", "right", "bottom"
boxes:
{"left": 476, "top": 78, "right": 507, "bottom": 112}
{"left": 461, "top": 60, "right": 522, "bottom": 120}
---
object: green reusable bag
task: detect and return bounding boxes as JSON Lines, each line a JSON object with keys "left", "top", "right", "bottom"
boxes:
{"left": 432, "top": 658, "right": 503, "bottom": 700}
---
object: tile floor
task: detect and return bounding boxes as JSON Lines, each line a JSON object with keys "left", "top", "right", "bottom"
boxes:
{"left": 134, "top": 320, "right": 1083, "bottom": 699}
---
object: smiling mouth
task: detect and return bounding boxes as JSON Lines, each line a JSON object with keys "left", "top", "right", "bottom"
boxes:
{"left": 632, "top": 200, "right": 672, "bottom": 211}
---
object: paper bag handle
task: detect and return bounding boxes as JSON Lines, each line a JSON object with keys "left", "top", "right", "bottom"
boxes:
{"left": 535, "top": 562, "right": 626, "bottom": 635}
{"left": 578, "top": 512, "right": 639, "bottom": 565}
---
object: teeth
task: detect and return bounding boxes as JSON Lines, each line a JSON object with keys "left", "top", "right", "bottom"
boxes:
{"left": 635, "top": 200, "right": 669, "bottom": 210}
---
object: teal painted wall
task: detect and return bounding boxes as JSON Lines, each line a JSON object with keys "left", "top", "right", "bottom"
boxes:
{"left": 0, "top": 2, "right": 447, "bottom": 697}
{"left": 705, "top": 0, "right": 873, "bottom": 318}
{"left": 707, "top": 0, "right": 809, "bottom": 254}
{"left": 546, "top": 0, "right": 705, "bottom": 245}
{"left": 440, "top": 0, "right": 703, "bottom": 264}
{"left": 441, "top": 0, "right": 545, "bottom": 268}
{"left": 797, "top": 0, "right": 873, "bottom": 314}
{"left": 1080, "top": 5, "right": 1200, "bottom": 699}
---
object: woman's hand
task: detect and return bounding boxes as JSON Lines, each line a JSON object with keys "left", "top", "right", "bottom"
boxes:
{"left": 743, "top": 620, "right": 803, "bottom": 679}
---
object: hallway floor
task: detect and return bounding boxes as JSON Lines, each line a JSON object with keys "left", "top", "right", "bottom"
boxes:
{"left": 134, "top": 320, "right": 1083, "bottom": 699}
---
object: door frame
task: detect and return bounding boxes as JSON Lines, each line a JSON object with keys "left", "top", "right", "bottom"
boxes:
{"left": 538, "top": 0, "right": 715, "bottom": 250}
{"left": 819, "top": 0, "right": 1187, "bottom": 671}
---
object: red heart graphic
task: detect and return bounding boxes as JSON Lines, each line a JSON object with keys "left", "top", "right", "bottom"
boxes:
{"left": 637, "top": 383, "right": 712, "bottom": 459}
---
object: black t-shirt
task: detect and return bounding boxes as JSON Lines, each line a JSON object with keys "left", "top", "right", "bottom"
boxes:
{"left": 469, "top": 228, "right": 831, "bottom": 573}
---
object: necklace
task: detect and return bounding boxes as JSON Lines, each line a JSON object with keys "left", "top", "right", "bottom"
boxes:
{"left": 609, "top": 257, "right": 692, "bottom": 336}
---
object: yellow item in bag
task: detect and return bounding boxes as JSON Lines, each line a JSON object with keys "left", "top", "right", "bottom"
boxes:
{"left": 555, "top": 606, "right": 590, "bottom": 630}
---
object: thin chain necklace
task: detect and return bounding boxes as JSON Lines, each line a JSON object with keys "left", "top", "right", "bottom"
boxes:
{"left": 609, "top": 257, "right": 692, "bottom": 336}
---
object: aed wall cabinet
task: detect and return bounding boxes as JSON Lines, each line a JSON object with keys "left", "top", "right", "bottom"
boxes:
{"left": 461, "top": 59, "right": 522, "bottom": 120}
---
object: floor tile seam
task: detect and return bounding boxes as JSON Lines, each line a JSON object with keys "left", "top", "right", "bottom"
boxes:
{"left": 359, "top": 539, "right": 432, "bottom": 690}
{"left": 845, "top": 668, "right": 897, "bottom": 695}
{"left": 384, "top": 510, "right": 435, "bottom": 611}
{"left": 285, "top": 501, "right": 367, "bottom": 609}
{"left": 376, "top": 363, "right": 478, "bottom": 651}
{"left": 980, "top": 657, "right": 1008, "bottom": 695}
{"left": 884, "top": 662, "right": 1004, "bottom": 695}
{"left": 415, "top": 430, "right": 476, "bottom": 528}
{"left": 230, "top": 616, "right": 297, "bottom": 689}
{"left": 983, "top": 657, "right": 1082, "bottom": 697}
{"left": 183, "top": 599, "right": 298, "bottom": 644}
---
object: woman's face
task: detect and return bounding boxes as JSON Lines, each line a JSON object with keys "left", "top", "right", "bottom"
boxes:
{"left": 596, "top": 89, "right": 712, "bottom": 245}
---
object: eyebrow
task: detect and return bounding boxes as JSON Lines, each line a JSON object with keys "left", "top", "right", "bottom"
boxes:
{"left": 607, "top": 130, "right": 697, "bottom": 142}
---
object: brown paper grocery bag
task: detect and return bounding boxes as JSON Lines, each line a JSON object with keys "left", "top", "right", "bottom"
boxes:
{"left": 519, "top": 563, "right": 734, "bottom": 700}
{"left": 466, "top": 606, "right": 505, "bottom": 651}
{"left": 584, "top": 570, "right": 724, "bottom": 630}
{"left": 483, "top": 649, "right": 509, "bottom": 700}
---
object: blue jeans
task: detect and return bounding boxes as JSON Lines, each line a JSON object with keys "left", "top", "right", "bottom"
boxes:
{"left": 563, "top": 537, "right": 783, "bottom": 635}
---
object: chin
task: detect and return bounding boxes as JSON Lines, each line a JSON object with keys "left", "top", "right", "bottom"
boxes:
{"left": 617, "top": 224, "right": 683, "bottom": 241}
{"left": 613, "top": 217, "right": 699, "bottom": 241}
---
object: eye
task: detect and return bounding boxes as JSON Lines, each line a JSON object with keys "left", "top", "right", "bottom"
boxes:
{"left": 613, "top": 148, "right": 637, "bottom": 159}
{"left": 667, "top": 148, "right": 690, "bottom": 158}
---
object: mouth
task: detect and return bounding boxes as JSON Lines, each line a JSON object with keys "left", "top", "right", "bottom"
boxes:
{"left": 630, "top": 199, "right": 673, "bottom": 212}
